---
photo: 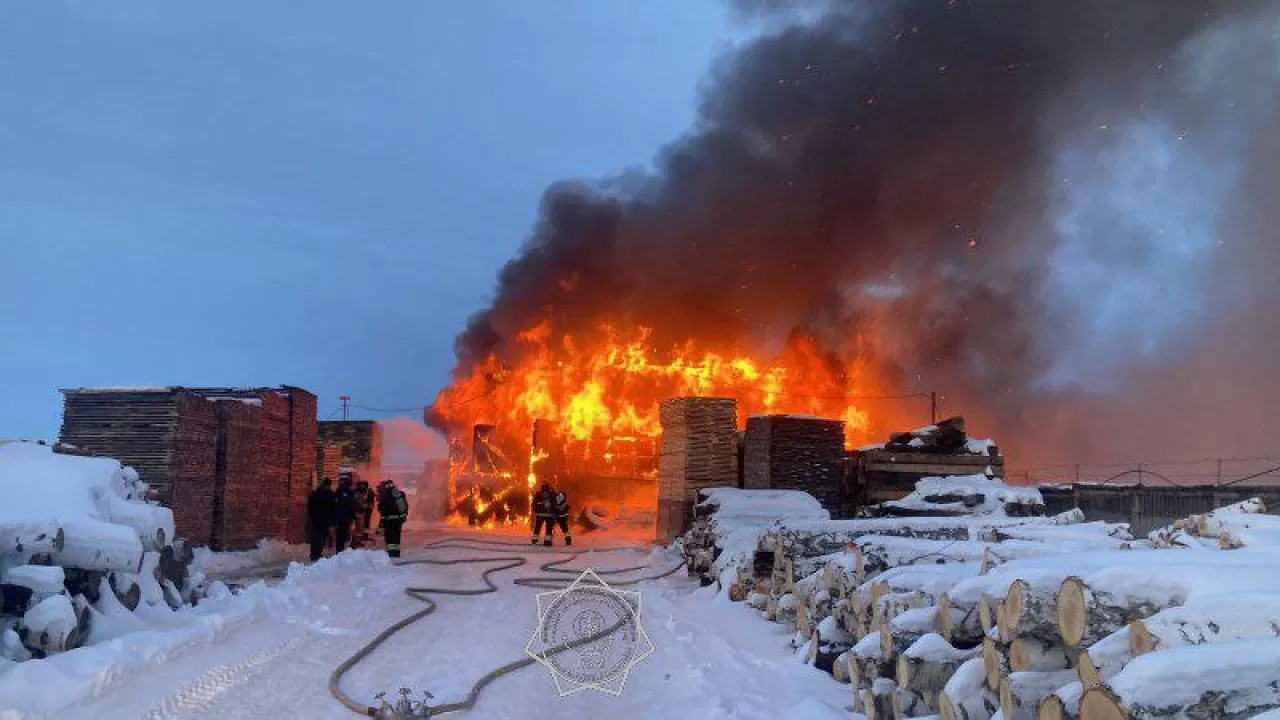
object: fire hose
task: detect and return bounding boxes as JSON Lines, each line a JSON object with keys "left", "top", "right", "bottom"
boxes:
{"left": 328, "top": 536, "right": 686, "bottom": 718}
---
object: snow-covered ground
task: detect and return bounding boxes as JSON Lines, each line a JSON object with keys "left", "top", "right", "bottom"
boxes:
{"left": 0, "top": 527, "right": 853, "bottom": 719}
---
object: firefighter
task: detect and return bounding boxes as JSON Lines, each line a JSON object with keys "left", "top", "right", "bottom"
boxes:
{"left": 333, "top": 476, "right": 357, "bottom": 553}
{"left": 378, "top": 478, "right": 409, "bottom": 558}
{"left": 553, "top": 487, "right": 572, "bottom": 547}
{"left": 532, "top": 482, "right": 556, "bottom": 546}
{"left": 307, "top": 478, "right": 336, "bottom": 562}
{"left": 352, "top": 480, "right": 372, "bottom": 547}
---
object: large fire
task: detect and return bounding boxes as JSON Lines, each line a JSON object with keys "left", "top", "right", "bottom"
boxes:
{"left": 430, "top": 321, "right": 904, "bottom": 526}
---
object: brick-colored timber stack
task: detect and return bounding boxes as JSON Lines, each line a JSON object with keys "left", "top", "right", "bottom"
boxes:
{"left": 192, "top": 388, "right": 317, "bottom": 545}
{"left": 59, "top": 388, "right": 218, "bottom": 546}
{"left": 656, "top": 397, "right": 739, "bottom": 543}
{"left": 316, "top": 443, "right": 342, "bottom": 484}
{"left": 213, "top": 400, "right": 262, "bottom": 551}
{"left": 744, "top": 414, "right": 846, "bottom": 515}
{"left": 317, "top": 420, "right": 384, "bottom": 476}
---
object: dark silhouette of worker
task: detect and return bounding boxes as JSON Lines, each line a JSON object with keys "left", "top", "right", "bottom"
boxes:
{"left": 532, "top": 482, "right": 556, "bottom": 546}
{"left": 333, "top": 477, "right": 357, "bottom": 553}
{"left": 307, "top": 478, "right": 336, "bottom": 562}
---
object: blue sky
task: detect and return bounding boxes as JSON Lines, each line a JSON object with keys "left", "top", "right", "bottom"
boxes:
{"left": 0, "top": 2, "right": 732, "bottom": 438}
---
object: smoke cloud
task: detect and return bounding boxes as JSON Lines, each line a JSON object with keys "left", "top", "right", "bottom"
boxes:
{"left": 442, "top": 0, "right": 1280, "bottom": 466}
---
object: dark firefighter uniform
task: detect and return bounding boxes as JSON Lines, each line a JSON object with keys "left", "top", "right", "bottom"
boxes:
{"left": 378, "top": 479, "right": 409, "bottom": 558}
{"left": 532, "top": 483, "right": 555, "bottom": 546}
{"left": 553, "top": 489, "right": 572, "bottom": 547}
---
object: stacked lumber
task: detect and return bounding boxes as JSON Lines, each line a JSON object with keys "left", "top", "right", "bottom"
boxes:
{"left": 59, "top": 388, "right": 218, "bottom": 546}
{"left": 657, "top": 397, "right": 738, "bottom": 543}
{"left": 212, "top": 401, "right": 262, "bottom": 551}
{"left": 743, "top": 414, "right": 844, "bottom": 514}
{"left": 316, "top": 443, "right": 342, "bottom": 484}
{"left": 885, "top": 416, "right": 996, "bottom": 457}
{"left": 317, "top": 420, "right": 385, "bottom": 471}
{"left": 281, "top": 388, "right": 318, "bottom": 544}
{"left": 0, "top": 443, "right": 198, "bottom": 661}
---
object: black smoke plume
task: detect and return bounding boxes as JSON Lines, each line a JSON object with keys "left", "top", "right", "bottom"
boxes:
{"left": 440, "top": 0, "right": 1280, "bottom": 466}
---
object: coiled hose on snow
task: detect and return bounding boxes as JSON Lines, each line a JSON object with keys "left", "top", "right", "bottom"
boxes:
{"left": 328, "top": 536, "right": 685, "bottom": 717}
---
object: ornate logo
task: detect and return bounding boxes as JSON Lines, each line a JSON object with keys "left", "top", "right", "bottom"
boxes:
{"left": 525, "top": 568, "right": 655, "bottom": 696}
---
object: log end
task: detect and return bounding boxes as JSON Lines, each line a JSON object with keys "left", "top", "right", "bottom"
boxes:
{"left": 896, "top": 652, "right": 911, "bottom": 687}
{"left": 999, "top": 675, "right": 1015, "bottom": 720}
{"left": 862, "top": 689, "right": 878, "bottom": 720}
{"left": 1037, "top": 694, "right": 1065, "bottom": 720}
{"left": 980, "top": 595, "right": 994, "bottom": 634}
{"left": 938, "top": 593, "right": 954, "bottom": 642}
{"left": 938, "top": 692, "right": 958, "bottom": 720}
{"left": 1128, "top": 619, "right": 1154, "bottom": 657}
{"left": 1056, "top": 576, "right": 1087, "bottom": 648}
{"left": 1077, "top": 652, "right": 1100, "bottom": 688}
{"left": 1080, "top": 687, "right": 1127, "bottom": 720}
{"left": 983, "top": 637, "right": 1001, "bottom": 691}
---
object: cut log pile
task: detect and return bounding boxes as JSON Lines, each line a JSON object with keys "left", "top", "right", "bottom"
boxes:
{"left": 685, "top": 474, "right": 1280, "bottom": 719}
{"left": 0, "top": 442, "right": 199, "bottom": 661}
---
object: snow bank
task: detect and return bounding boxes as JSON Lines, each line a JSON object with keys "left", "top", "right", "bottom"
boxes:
{"left": 0, "top": 550, "right": 392, "bottom": 716}
{"left": 0, "top": 443, "right": 174, "bottom": 558}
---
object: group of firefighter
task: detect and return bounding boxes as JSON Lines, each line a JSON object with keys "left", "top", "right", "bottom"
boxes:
{"left": 307, "top": 476, "right": 409, "bottom": 561}
{"left": 307, "top": 476, "right": 574, "bottom": 560}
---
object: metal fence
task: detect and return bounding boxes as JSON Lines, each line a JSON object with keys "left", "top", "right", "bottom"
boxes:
{"left": 1038, "top": 483, "right": 1280, "bottom": 536}
{"left": 1005, "top": 456, "right": 1280, "bottom": 488}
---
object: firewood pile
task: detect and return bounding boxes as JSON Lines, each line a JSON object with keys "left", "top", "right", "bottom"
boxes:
{"left": 744, "top": 414, "right": 845, "bottom": 513}
{"left": 688, "top": 478, "right": 1280, "bottom": 719}
{"left": 0, "top": 443, "right": 199, "bottom": 661}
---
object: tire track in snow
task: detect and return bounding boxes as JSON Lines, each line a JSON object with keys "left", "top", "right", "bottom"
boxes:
{"left": 140, "top": 635, "right": 305, "bottom": 719}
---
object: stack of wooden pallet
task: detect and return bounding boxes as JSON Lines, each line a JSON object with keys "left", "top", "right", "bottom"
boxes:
{"left": 316, "top": 443, "right": 342, "bottom": 484}
{"left": 59, "top": 389, "right": 218, "bottom": 546}
{"left": 744, "top": 414, "right": 845, "bottom": 514}
{"left": 656, "top": 397, "right": 739, "bottom": 543}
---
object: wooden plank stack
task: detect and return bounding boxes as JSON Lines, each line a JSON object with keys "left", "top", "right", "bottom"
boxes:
{"left": 657, "top": 397, "right": 739, "bottom": 543}
{"left": 744, "top": 414, "right": 845, "bottom": 515}
{"left": 316, "top": 443, "right": 342, "bottom": 484}
{"left": 317, "top": 420, "right": 384, "bottom": 473}
{"left": 212, "top": 401, "right": 262, "bottom": 551}
{"left": 281, "top": 387, "right": 318, "bottom": 544}
{"left": 59, "top": 389, "right": 218, "bottom": 546}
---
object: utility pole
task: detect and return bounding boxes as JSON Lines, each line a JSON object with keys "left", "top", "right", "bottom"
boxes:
{"left": 930, "top": 392, "right": 938, "bottom": 425}
{"left": 339, "top": 395, "right": 351, "bottom": 421}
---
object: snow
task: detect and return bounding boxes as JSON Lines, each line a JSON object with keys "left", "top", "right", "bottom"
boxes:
{"left": 1, "top": 531, "right": 854, "bottom": 719}
{"left": 2, "top": 565, "right": 65, "bottom": 595}
{"left": 965, "top": 438, "right": 996, "bottom": 454}
{"left": 692, "top": 487, "right": 829, "bottom": 578}
{"left": 0, "top": 443, "right": 173, "bottom": 566}
{"left": 1108, "top": 637, "right": 1280, "bottom": 707}
{"left": 877, "top": 474, "right": 1043, "bottom": 517}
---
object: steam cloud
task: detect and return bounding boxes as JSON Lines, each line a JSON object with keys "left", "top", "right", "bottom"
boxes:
{"left": 441, "top": 0, "right": 1280, "bottom": 466}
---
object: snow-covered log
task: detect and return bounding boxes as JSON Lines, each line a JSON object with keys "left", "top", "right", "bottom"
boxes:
{"left": 1127, "top": 593, "right": 1280, "bottom": 657}
{"left": 998, "top": 671, "right": 1075, "bottom": 720}
{"left": 55, "top": 518, "right": 144, "bottom": 573}
{"left": 862, "top": 678, "right": 899, "bottom": 720}
{"left": 939, "top": 592, "right": 985, "bottom": 646}
{"left": 2, "top": 565, "right": 65, "bottom": 598}
{"left": 1007, "top": 637, "right": 1074, "bottom": 673}
{"left": 18, "top": 594, "right": 77, "bottom": 655}
{"left": 1000, "top": 577, "right": 1064, "bottom": 642}
{"left": 898, "top": 633, "right": 981, "bottom": 697}
{"left": 1034, "top": 682, "right": 1082, "bottom": 720}
{"left": 0, "top": 522, "right": 65, "bottom": 558}
{"left": 885, "top": 606, "right": 939, "bottom": 656}
{"left": 1077, "top": 627, "right": 1130, "bottom": 688}
{"left": 96, "top": 492, "right": 172, "bottom": 552}
{"left": 1055, "top": 573, "right": 1184, "bottom": 648}
{"left": 1080, "top": 638, "right": 1280, "bottom": 719}
{"left": 938, "top": 657, "right": 990, "bottom": 720}
{"left": 852, "top": 632, "right": 895, "bottom": 685}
